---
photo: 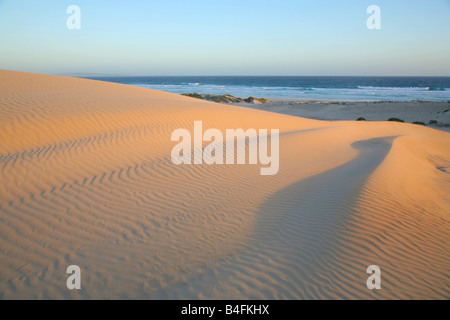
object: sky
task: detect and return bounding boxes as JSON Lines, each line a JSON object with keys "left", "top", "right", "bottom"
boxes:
{"left": 0, "top": 0, "right": 449, "bottom": 76}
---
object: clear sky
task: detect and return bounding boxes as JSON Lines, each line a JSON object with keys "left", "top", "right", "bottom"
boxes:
{"left": 0, "top": 0, "right": 449, "bottom": 76}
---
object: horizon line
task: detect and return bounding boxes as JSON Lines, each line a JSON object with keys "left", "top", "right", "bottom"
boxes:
{"left": 67, "top": 74, "right": 450, "bottom": 78}
{"left": 3, "top": 69, "right": 449, "bottom": 78}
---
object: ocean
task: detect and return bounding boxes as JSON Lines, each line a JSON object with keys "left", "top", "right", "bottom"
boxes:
{"left": 85, "top": 76, "right": 450, "bottom": 102}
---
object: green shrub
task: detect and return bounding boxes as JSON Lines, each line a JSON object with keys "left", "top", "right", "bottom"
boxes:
{"left": 357, "top": 117, "right": 366, "bottom": 121}
{"left": 205, "top": 94, "right": 243, "bottom": 103}
{"left": 182, "top": 93, "right": 204, "bottom": 99}
{"left": 181, "top": 93, "right": 267, "bottom": 104}
{"left": 388, "top": 117, "right": 405, "bottom": 123}
{"left": 412, "top": 121, "right": 426, "bottom": 126}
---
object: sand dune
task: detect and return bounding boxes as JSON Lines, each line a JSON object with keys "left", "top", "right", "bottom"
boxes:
{"left": 0, "top": 70, "right": 449, "bottom": 299}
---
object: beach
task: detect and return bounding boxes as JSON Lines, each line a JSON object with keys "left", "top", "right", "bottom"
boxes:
{"left": 240, "top": 100, "right": 450, "bottom": 133}
{"left": 0, "top": 70, "right": 449, "bottom": 299}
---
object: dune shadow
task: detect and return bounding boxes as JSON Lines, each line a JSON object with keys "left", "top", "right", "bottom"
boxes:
{"left": 252, "top": 135, "right": 399, "bottom": 243}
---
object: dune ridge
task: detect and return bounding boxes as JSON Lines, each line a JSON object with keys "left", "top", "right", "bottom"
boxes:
{"left": 0, "top": 70, "right": 449, "bottom": 299}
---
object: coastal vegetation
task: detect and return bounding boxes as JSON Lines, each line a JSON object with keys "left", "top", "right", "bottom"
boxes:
{"left": 388, "top": 117, "right": 405, "bottom": 123}
{"left": 182, "top": 93, "right": 268, "bottom": 104}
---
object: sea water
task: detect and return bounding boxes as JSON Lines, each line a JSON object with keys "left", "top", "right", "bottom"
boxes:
{"left": 86, "top": 76, "right": 450, "bottom": 102}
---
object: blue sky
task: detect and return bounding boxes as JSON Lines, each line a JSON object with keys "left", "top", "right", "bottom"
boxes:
{"left": 0, "top": 0, "right": 449, "bottom": 76}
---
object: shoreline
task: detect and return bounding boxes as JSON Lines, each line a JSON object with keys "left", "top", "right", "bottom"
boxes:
{"left": 178, "top": 93, "right": 450, "bottom": 132}
{"left": 234, "top": 99, "right": 450, "bottom": 133}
